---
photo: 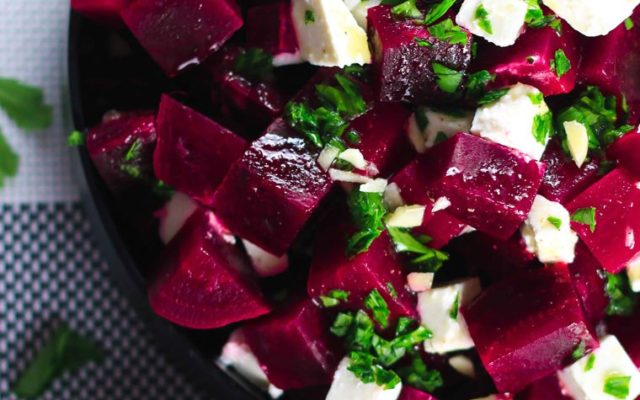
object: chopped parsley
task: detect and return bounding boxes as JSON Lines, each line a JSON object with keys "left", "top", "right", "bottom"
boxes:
{"left": 120, "top": 139, "right": 144, "bottom": 178}
{"left": 571, "top": 207, "right": 596, "bottom": 232}
{"left": 550, "top": 49, "right": 571, "bottom": 78}
{"left": 466, "top": 70, "right": 495, "bottom": 99}
{"left": 474, "top": 4, "right": 493, "bottom": 34}
{"left": 605, "top": 272, "right": 636, "bottom": 316}
{"left": 625, "top": 17, "right": 634, "bottom": 31}
{"left": 387, "top": 227, "right": 449, "bottom": 272}
{"left": 528, "top": 92, "right": 544, "bottom": 105}
{"left": 547, "top": 216, "right": 562, "bottom": 229}
{"left": 347, "top": 189, "right": 388, "bottom": 256}
{"left": 320, "top": 289, "right": 350, "bottom": 308}
{"left": 532, "top": 111, "right": 553, "bottom": 145}
{"left": 234, "top": 48, "right": 274, "bottom": 82}
{"left": 432, "top": 62, "right": 463, "bottom": 94}
{"left": 304, "top": 9, "right": 315, "bottom": 24}
{"left": 423, "top": 0, "right": 458, "bottom": 25}
{"left": 585, "top": 354, "right": 596, "bottom": 372}
{"left": 414, "top": 37, "right": 433, "bottom": 47}
{"left": 392, "top": 0, "right": 422, "bottom": 19}
{"left": 124, "top": 139, "right": 142, "bottom": 162}
{"left": 67, "top": 130, "right": 84, "bottom": 147}
{"left": 525, "top": 0, "right": 561, "bottom": 33}
{"left": 398, "top": 352, "right": 444, "bottom": 392}
{"left": 364, "top": 289, "right": 391, "bottom": 329}
{"left": 0, "top": 128, "right": 19, "bottom": 188}
{"left": 428, "top": 18, "right": 468, "bottom": 45}
{"left": 477, "top": 88, "right": 509, "bottom": 106}
{"left": 603, "top": 374, "right": 631, "bottom": 399}
{"left": 571, "top": 341, "right": 586, "bottom": 360}
{"left": 449, "top": 292, "right": 460, "bottom": 320}
{"left": 331, "top": 312, "right": 355, "bottom": 336}
{"left": 346, "top": 130, "right": 361, "bottom": 144}
{"left": 387, "top": 282, "right": 398, "bottom": 300}
{"left": 0, "top": 77, "right": 53, "bottom": 131}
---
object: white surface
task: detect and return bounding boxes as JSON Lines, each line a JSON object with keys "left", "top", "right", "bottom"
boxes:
{"left": 558, "top": 335, "right": 640, "bottom": 400}
{"left": 543, "top": 0, "right": 640, "bottom": 36}
{"left": 158, "top": 192, "right": 199, "bottom": 244}
{"left": 627, "top": 261, "right": 640, "bottom": 292}
{"left": 242, "top": 239, "right": 289, "bottom": 277}
{"left": 348, "top": 0, "right": 381, "bottom": 28}
{"left": 564, "top": 121, "right": 589, "bottom": 168}
{"left": 456, "top": 0, "right": 528, "bottom": 47}
{"left": 385, "top": 205, "right": 425, "bottom": 228}
{"left": 0, "top": 0, "right": 77, "bottom": 204}
{"left": 325, "top": 357, "right": 402, "bottom": 400}
{"left": 418, "top": 278, "right": 481, "bottom": 354}
{"left": 406, "top": 108, "right": 474, "bottom": 153}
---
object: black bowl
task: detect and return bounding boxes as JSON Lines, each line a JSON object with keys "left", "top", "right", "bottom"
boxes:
{"left": 67, "top": 12, "right": 267, "bottom": 400}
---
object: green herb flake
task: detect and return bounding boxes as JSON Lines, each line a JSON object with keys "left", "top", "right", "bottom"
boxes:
{"left": 347, "top": 189, "right": 388, "bottom": 255}
{"left": 387, "top": 227, "right": 449, "bottom": 272}
{"left": 603, "top": 374, "right": 631, "bottom": 399}
{"left": 386, "top": 282, "right": 398, "bottom": 300}
{"left": 0, "top": 128, "right": 19, "bottom": 188}
{"left": 571, "top": 340, "right": 586, "bottom": 360}
{"left": 547, "top": 216, "right": 562, "bottom": 230}
{"left": 320, "top": 289, "right": 350, "bottom": 308}
{"left": 605, "top": 272, "right": 636, "bottom": 316}
{"left": 435, "top": 131, "right": 448, "bottom": 144}
{"left": 331, "top": 312, "right": 355, "bottom": 337}
{"left": 550, "top": 49, "right": 571, "bottom": 78}
{"left": 398, "top": 353, "right": 444, "bottom": 392}
{"left": 392, "top": 0, "right": 422, "bottom": 19}
{"left": 474, "top": 4, "right": 493, "bottom": 34}
{"left": 415, "top": 37, "right": 433, "bottom": 47}
{"left": 449, "top": 291, "right": 460, "bottom": 320}
{"left": 364, "top": 289, "right": 391, "bottom": 329}
{"left": 528, "top": 92, "right": 544, "bottom": 105}
{"left": 571, "top": 207, "right": 597, "bottom": 233}
{"left": 12, "top": 324, "right": 104, "bottom": 399}
{"left": 423, "top": 0, "right": 457, "bottom": 25}
{"left": 67, "top": 130, "right": 84, "bottom": 147}
{"left": 432, "top": 62, "right": 463, "bottom": 94}
{"left": 625, "top": 17, "right": 634, "bottom": 31}
{"left": 234, "top": 48, "right": 274, "bottom": 82}
{"left": 346, "top": 130, "right": 361, "bottom": 144}
{"left": 124, "top": 139, "right": 142, "bottom": 162}
{"left": 532, "top": 111, "right": 553, "bottom": 145}
{"left": 304, "top": 9, "right": 315, "bottom": 24}
{"left": 120, "top": 164, "right": 141, "bottom": 178}
{"left": 466, "top": 70, "right": 495, "bottom": 99}
{"left": 585, "top": 354, "right": 596, "bottom": 372}
{"left": 477, "top": 88, "right": 509, "bottom": 106}
{"left": 0, "top": 77, "right": 53, "bottom": 131}
{"left": 525, "top": 0, "right": 560, "bottom": 31}
{"left": 428, "top": 19, "right": 468, "bottom": 45}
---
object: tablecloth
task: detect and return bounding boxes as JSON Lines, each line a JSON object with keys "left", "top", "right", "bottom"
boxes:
{"left": 0, "top": 1, "right": 207, "bottom": 398}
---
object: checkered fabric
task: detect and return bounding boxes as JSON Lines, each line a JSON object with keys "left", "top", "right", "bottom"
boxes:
{"left": 0, "top": 203, "right": 207, "bottom": 399}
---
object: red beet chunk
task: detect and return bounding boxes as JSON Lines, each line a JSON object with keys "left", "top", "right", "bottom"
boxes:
{"left": 367, "top": 6, "right": 472, "bottom": 103}
{"left": 86, "top": 111, "right": 157, "bottom": 196}
{"left": 392, "top": 133, "right": 545, "bottom": 240}
{"left": 518, "top": 375, "right": 571, "bottom": 400}
{"left": 413, "top": 210, "right": 467, "bottom": 249}
{"left": 246, "top": 0, "right": 300, "bottom": 65}
{"left": 568, "top": 242, "right": 608, "bottom": 326}
{"left": 608, "top": 307, "right": 640, "bottom": 368}
{"left": 463, "top": 264, "right": 598, "bottom": 393}
{"left": 147, "top": 210, "right": 271, "bottom": 329}
{"left": 349, "top": 102, "right": 415, "bottom": 176}
{"left": 153, "top": 95, "right": 247, "bottom": 207}
{"left": 308, "top": 214, "right": 417, "bottom": 324}
{"left": 539, "top": 140, "right": 602, "bottom": 204}
{"left": 567, "top": 167, "right": 640, "bottom": 273}
{"left": 399, "top": 387, "right": 437, "bottom": 400}
{"left": 608, "top": 131, "right": 640, "bottom": 178}
{"left": 212, "top": 118, "right": 333, "bottom": 255}
{"left": 243, "top": 298, "right": 342, "bottom": 389}
{"left": 72, "top": 0, "right": 130, "bottom": 25}
{"left": 579, "top": 8, "right": 640, "bottom": 123}
{"left": 121, "top": 0, "right": 243, "bottom": 76}
{"left": 474, "top": 21, "right": 579, "bottom": 96}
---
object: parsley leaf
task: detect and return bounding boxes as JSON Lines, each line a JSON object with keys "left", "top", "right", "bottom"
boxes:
{"left": 234, "top": 48, "right": 274, "bottom": 82}
{"left": 603, "top": 374, "right": 631, "bottom": 399}
{"left": 432, "top": 62, "right": 463, "bottom": 94}
{"left": 585, "top": 354, "right": 596, "bottom": 371}
{"left": 364, "top": 289, "right": 391, "bottom": 329}
{"left": 67, "top": 130, "right": 84, "bottom": 147}
{"left": 392, "top": 0, "right": 422, "bottom": 19}
{"left": 320, "top": 289, "right": 350, "bottom": 308}
{"left": 625, "top": 17, "right": 634, "bottom": 30}
{"left": 387, "top": 227, "right": 449, "bottom": 272}
{"left": 428, "top": 19, "right": 468, "bottom": 45}
{"left": 0, "top": 78, "right": 52, "bottom": 131}
{"left": 424, "top": 0, "right": 458, "bottom": 25}
{"left": 525, "top": 0, "right": 561, "bottom": 32}
{"left": 466, "top": 70, "right": 495, "bottom": 99}
{"left": 474, "top": 4, "right": 493, "bottom": 34}
{"left": 0, "top": 128, "right": 19, "bottom": 188}
{"left": 347, "top": 189, "right": 388, "bottom": 256}
{"left": 605, "top": 272, "right": 636, "bottom": 316}
{"left": 415, "top": 37, "right": 433, "bottom": 47}
{"left": 387, "top": 282, "right": 398, "bottom": 299}
{"left": 304, "top": 9, "right": 315, "bottom": 24}
{"left": 477, "top": 88, "right": 509, "bottom": 105}
{"left": 449, "top": 291, "right": 460, "bottom": 320}
{"left": 571, "top": 207, "right": 596, "bottom": 232}
{"left": 571, "top": 341, "right": 586, "bottom": 360}
{"left": 550, "top": 49, "right": 571, "bottom": 78}
{"left": 12, "top": 324, "right": 104, "bottom": 399}
{"left": 532, "top": 111, "right": 553, "bottom": 145}
{"left": 331, "top": 312, "right": 355, "bottom": 337}
{"left": 547, "top": 216, "right": 562, "bottom": 229}
{"left": 398, "top": 352, "right": 444, "bottom": 393}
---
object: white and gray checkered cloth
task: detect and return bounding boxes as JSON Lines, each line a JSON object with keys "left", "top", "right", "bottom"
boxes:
{"left": 0, "top": 1, "right": 207, "bottom": 398}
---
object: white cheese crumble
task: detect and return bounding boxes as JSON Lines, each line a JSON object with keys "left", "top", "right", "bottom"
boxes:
{"left": 242, "top": 239, "right": 289, "bottom": 277}
{"left": 407, "top": 272, "right": 435, "bottom": 292}
{"left": 318, "top": 145, "right": 341, "bottom": 171}
{"left": 521, "top": 195, "right": 578, "bottom": 264}
{"left": 158, "top": 191, "right": 199, "bottom": 244}
{"left": 329, "top": 168, "right": 372, "bottom": 183}
{"left": 627, "top": 260, "right": 640, "bottom": 292}
{"left": 471, "top": 83, "right": 551, "bottom": 160}
{"left": 383, "top": 183, "right": 405, "bottom": 211}
{"left": 542, "top": 0, "right": 640, "bottom": 37}
{"left": 386, "top": 205, "right": 426, "bottom": 228}
{"left": 449, "top": 355, "right": 476, "bottom": 378}
{"left": 432, "top": 197, "right": 452, "bottom": 213}
{"left": 338, "top": 148, "right": 368, "bottom": 169}
{"left": 406, "top": 107, "right": 474, "bottom": 153}
{"left": 418, "top": 278, "right": 481, "bottom": 354}
{"left": 558, "top": 335, "right": 640, "bottom": 400}
{"left": 456, "top": 0, "right": 528, "bottom": 47}
{"left": 326, "top": 357, "right": 402, "bottom": 400}
{"left": 360, "top": 178, "right": 388, "bottom": 193}
{"left": 564, "top": 120, "right": 589, "bottom": 168}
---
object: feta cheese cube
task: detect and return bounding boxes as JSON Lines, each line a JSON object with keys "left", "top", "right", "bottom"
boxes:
{"left": 292, "top": 0, "right": 371, "bottom": 66}
{"left": 558, "top": 335, "right": 640, "bottom": 400}
{"left": 418, "top": 278, "right": 482, "bottom": 354}
{"left": 542, "top": 0, "right": 640, "bottom": 37}
{"left": 521, "top": 195, "right": 578, "bottom": 264}
{"left": 471, "top": 83, "right": 551, "bottom": 160}
{"left": 406, "top": 107, "right": 474, "bottom": 153}
{"left": 345, "top": 0, "right": 381, "bottom": 28}
{"left": 326, "top": 357, "right": 402, "bottom": 400}
{"left": 456, "top": 0, "right": 528, "bottom": 47}
{"left": 158, "top": 191, "right": 199, "bottom": 244}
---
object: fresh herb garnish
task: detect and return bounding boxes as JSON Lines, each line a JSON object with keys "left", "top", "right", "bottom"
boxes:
{"left": 585, "top": 354, "right": 596, "bottom": 371}
{"left": 364, "top": 289, "right": 391, "bottom": 329}
{"left": 571, "top": 340, "right": 586, "bottom": 360}
{"left": 387, "top": 227, "right": 449, "bottom": 272}
{"left": 428, "top": 19, "right": 468, "bottom": 45}
{"left": 571, "top": 207, "right": 596, "bottom": 232}
{"left": 347, "top": 189, "right": 388, "bottom": 256}
{"left": 449, "top": 292, "right": 460, "bottom": 320}
{"left": 528, "top": 92, "right": 544, "bottom": 105}
{"left": 477, "top": 88, "right": 509, "bottom": 105}
{"left": 525, "top": 0, "right": 561, "bottom": 32}
{"left": 547, "top": 216, "right": 562, "bottom": 229}
{"left": 550, "top": 49, "right": 571, "bottom": 78}
{"left": 398, "top": 352, "right": 444, "bottom": 392}
{"left": 415, "top": 37, "right": 433, "bottom": 47}
{"left": 0, "top": 77, "right": 53, "bottom": 131}
{"left": 603, "top": 374, "right": 631, "bottom": 399}
{"left": 234, "top": 48, "right": 274, "bottom": 82}
{"left": 466, "top": 70, "right": 495, "bottom": 99}
{"left": 124, "top": 139, "right": 142, "bottom": 162}
{"left": 532, "top": 111, "right": 553, "bottom": 145}
{"left": 387, "top": 282, "right": 398, "bottom": 300}
{"left": 474, "top": 4, "right": 493, "bottom": 34}
{"left": 423, "top": 0, "right": 458, "bottom": 25}
{"left": 320, "top": 289, "right": 350, "bottom": 308}
{"left": 67, "top": 130, "right": 84, "bottom": 147}
{"left": 432, "top": 62, "right": 463, "bottom": 94}
{"left": 605, "top": 272, "right": 636, "bottom": 316}
{"left": 0, "top": 128, "right": 19, "bottom": 188}
{"left": 304, "top": 9, "right": 315, "bottom": 24}
{"left": 625, "top": 17, "right": 635, "bottom": 31}
{"left": 392, "top": 0, "right": 422, "bottom": 19}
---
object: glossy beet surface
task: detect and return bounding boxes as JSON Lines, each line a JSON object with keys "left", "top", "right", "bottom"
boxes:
{"left": 122, "top": 0, "right": 243, "bottom": 76}
{"left": 392, "top": 133, "right": 545, "bottom": 240}
{"left": 153, "top": 95, "right": 247, "bottom": 207}
{"left": 567, "top": 167, "right": 640, "bottom": 273}
{"left": 608, "top": 131, "right": 640, "bottom": 178}
{"left": 367, "top": 6, "right": 472, "bottom": 103}
{"left": 243, "top": 298, "right": 342, "bottom": 389}
{"left": 71, "top": 0, "right": 130, "bottom": 25}
{"left": 85, "top": 111, "right": 157, "bottom": 196}
{"left": 463, "top": 264, "right": 597, "bottom": 393}
{"left": 398, "top": 386, "right": 438, "bottom": 400}
{"left": 608, "top": 306, "right": 640, "bottom": 368}
{"left": 246, "top": 0, "right": 299, "bottom": 64}
{"left": 413, "top": 209, "right": 466, "bottom": 249}
{"left": 568, "top": 242, "right": 608, "bottom": 326}
{"left": 147, "top": 210, "right": 272, "bottom": 329}
{"left": 518, "top": 375, "right": 570, "bottom": 400}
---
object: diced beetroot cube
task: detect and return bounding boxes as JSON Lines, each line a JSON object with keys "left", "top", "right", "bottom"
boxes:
{"left": 568, "top": 242, "right": 608, "bottom": 326}
{"left": 121, "top": 0, "right": 243, "bottom": 76}
{"left": 392, "top": 133, "right": 545, "bottom": 240}
{"left": 72, "top": 0, "right": 131, "bottom": 25}
{"left": 463, "top": 264, "right": 598, "bottom": 393}
{"left": 607, "top": 307, "right": 640, "bottom": 368}
{"left": 399, "top": 387, "right": 437, "bottom": 400}
{"left": 539, "top": 140, "right": 602, "bottom": 204}
{"left": 567, "top": 167, "right": 640, "bottom": 273}
{"left": 246, "top": 0, "right": 301, "bottom": 66}
{"left": 474, "top": 20, "right": 579, "bottom": 96}
{"left": 153, "top": 95, "right": 247, "bottom": 207}
{"left": 243, "top": 298, "right": 342, "bottom": 389}
{"left": 608, "top": 131, "right": 640, "bottom": 178}
{"left": 85, "top": 110, "right": 157, "bottom": 196}
{"left": 518, "top": 375, "right": 571, "bottom": 400}
{"left": 367, "top": 6, "right": 472, "bottom": 103}
{"left": 212, "top": 118, "right": 333, "bottom": 255}
{"left": 147, "top": 210, "right": 271, "bottom": 329}
{"left": 348, "top": 102, "right": 415, "bottom": 176}
{"left": 308, "top": 214, "right": 417, "bottom": 324}
{"left": 578, "top": 8, "right": 640, "bottom": 123}
{"left": 413, "top": 209, "right": 467, "bottom": 249}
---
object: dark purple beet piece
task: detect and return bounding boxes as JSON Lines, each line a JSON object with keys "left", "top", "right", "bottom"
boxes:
{"left": 153, "top": 95, "right": 247, "bottom": 207}
{"left": 86, "top": 111, "right": 156, "bottom": 196}
{"left": 518, "top": 375, "right": 571, "bottom": 400}
{"left": 367, "top": 6, "right": 472, "bottom": 103}
{"left": 246, "top": 0, "right": 300, "bottom": 65}
{"left": 474, "top": 21, "right": 579, "bottom": 96}
{"left": 463, "top": 264, "right": 598, "bottom": 393}
{"left": 349, "top": 102, "right": 414, "bottom": 176}
{"left": 399, "top": 387, "right": 438, "bottom": 400}
{"left": 147, "top": 210, "right": 272, "bottom": 329}
{"left": 243, "top": 298, "right": 342, "bottom": 389}
{"left": 392, "top": 133, "right": 545, "bottom": 240}
{"left": 211, "top": 118, "right": 333, "bottom": 255}
{"left": 567, "top": 167, "right": 640, "bottom": 274}
{"left": 608, "top": 306, "right": 640, "bottom": 368}
{"left": 579, "top": 8, "right": 640, "bottom": 123}
{"left": 539, "top": 140, "right": 602, "bottom": 204}
{"left": 72, "top": 0, "right": 131, "bottom": 25}
{"left": 121, "top": 0, "right": 243, "bottom": 76}
{"left": 308, "top": 214, "right": 417, "bottom": 324}
{"left": 568, "top": 242, "right": 608, "bottom": 326}
{"left": 608, "top": 131, "right": 640, "bottom": 178}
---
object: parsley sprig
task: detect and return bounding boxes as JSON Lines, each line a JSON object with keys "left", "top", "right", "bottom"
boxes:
{"left": 347, "top": 189, "right": 388, "bottom": 256}
{"left": 604, "top": 272, "right": 636, "bottom": 316}
{"left": 233, "top": 48, "right": 274, "bottom": 82}
{"left": 387, "top": 227, "right": 449, "bottom": 272}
